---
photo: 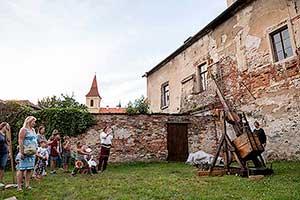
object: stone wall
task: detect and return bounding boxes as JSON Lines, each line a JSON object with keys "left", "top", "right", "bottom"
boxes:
{"left": 69, "top": 114, "right": 220, "bottom": 163}
{"left": 146, "top": 0, "right": 300, "bottom": 161}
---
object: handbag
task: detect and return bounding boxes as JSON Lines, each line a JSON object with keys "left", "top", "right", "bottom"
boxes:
{"left": 24, "top": 144, "right": 37, "bottom": 155}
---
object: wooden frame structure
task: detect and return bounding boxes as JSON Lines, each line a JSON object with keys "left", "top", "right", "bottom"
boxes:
{"left": 198, "top": 75, "right": 273, "bottom": 177}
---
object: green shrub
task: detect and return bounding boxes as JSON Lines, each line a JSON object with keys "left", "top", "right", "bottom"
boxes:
{"left": 126, "top": 96, "right": 150, "bottom": 115}
{"left": 35, "top": 108, "right": 96, "bottom": 137}
{"left": 0, "top": 101, "right": 95, "bottom": 156}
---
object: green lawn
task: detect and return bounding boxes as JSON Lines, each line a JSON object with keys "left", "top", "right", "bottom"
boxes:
{"left": 1, "top": 162, "right": 300, "bottom": 200}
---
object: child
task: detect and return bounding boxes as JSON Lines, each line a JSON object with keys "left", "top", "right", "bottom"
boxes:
{"left": 71, "top": 142, "right": 91, "bottom": 176}
{"left": 33, "top": 140, "right": 49, "bottom": 180}
{"left": 15, "top": 152, "right": 22, "bottom": 191}
{"left": 87, "top": 155, "right": 98, "bottom": 174}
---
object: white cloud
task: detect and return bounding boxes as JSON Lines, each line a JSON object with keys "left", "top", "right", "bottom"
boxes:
{"left": 0, "top": 0, "right": 226, "bottom": 107}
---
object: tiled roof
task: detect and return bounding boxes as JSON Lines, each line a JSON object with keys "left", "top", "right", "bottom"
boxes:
{"left": 99, "top": 107, "right": 126, "bottom": 114}
{"left": 86, "top": 75, "right": 101, "bottom": 98}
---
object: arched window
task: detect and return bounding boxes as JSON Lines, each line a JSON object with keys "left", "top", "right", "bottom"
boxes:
{"left": 90, "top": 99, "right": 94, "bottom": 107}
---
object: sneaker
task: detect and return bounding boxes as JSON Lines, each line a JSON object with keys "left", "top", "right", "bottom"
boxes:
{"left": 50, "top": 170, "right": 56, "bottom": 174}
{"left": 17, "top": 187, "right": 23, "bottom": 192}
{"left": 25, "top": 186, "right": 32, "bottom": 190}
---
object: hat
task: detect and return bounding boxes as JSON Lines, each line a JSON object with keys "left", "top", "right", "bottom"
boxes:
{"left": 52, "top": 129, "right": 59, "bottom": 135}
{"left": 85, "top": 148, "right": 92, "bottom": 153}
{"left": 40, "top": 139, "right": 47, "bottom": 144}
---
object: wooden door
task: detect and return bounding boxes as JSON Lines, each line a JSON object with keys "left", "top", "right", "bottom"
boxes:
{"left": 167, "top": 123, "right": 189, "bottom": 162}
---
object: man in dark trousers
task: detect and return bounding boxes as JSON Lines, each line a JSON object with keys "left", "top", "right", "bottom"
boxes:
{"left": 253, "top": 121, "right": 267, "bottom": 166}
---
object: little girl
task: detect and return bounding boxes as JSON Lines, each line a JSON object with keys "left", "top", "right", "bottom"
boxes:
{"left": 15, "top": 151, "right": 22, "bottom": 191}
{"left": 33, "top": 140, "right": 49, "bottom": 180}
{"left": 71, "top": 142, "right": 90, "bottom": 176}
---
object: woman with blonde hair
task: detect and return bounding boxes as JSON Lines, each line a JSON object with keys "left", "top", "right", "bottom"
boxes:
{"left": 17, "top": 116, "right": 38, "bottom": 191}
{"left": 0, "top": 122, "right": 12, "bottom": 187}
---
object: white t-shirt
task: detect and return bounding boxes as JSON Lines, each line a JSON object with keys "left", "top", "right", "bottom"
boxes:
{"left": 100, "top": 131, "right": 113, "bottom": 145}
{"left": 88, "top": 160, "right": 97, "bottom": 167}
{"left": 37, "top": 147, "right": 49, "bottom": 160}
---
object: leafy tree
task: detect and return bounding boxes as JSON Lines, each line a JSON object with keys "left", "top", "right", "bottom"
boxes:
{"left": 126, "top": 96, "right": 149, "bottom": 115}
{"left": 35, "top": 108, "right": 96, "bottom": 137}
{"left": 38, "top": 94, "right": 87, "bottom": 110}
{"left": 1, "top": 98, "right": 95, "bottom": 158}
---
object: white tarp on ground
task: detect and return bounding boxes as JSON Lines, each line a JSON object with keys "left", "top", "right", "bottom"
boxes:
{"left": 186, "top": 150, "right": 223, "bottom": 166}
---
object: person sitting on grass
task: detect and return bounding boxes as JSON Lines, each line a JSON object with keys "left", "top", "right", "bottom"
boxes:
{"left": 33, "top": 140, "right": 49, "bottom": 180}
{"left": 87, "top": 155, "right": 98, "bottom": 174}
{"left": 71, "top": 142, "right": 91, "bottom": 176}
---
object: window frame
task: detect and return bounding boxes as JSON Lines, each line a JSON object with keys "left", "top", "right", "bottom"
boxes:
{"left": 268, "top": 23, "right": 295, "bottom": 63}
{"left": 197, "top": 63, "right": 208, "bottom": 93}
{"left": 270, "top": 25, "right": 293, "bottom": 62}
{"left": 161, "top": 82, "right": 170, "bottom": 109}
{"left": 90, "top": 99, "right": 94, "bottom": 107}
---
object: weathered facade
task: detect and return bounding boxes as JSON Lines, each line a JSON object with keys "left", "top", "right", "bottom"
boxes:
{"left": 145, "top": 0, "right": 300, "bottom": 160}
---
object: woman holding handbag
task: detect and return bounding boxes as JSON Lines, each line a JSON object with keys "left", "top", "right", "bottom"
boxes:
{"left": 17, "top": 116, "right": 38, "bottom": 191}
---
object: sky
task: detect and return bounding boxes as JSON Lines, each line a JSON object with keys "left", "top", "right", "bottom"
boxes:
{"left": 0, "top": 0, "right": 226, "bottom": 107}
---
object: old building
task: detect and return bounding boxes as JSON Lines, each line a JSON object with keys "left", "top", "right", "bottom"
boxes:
{"left": 86, "top": 75, "right": 126, "bottom": 114}
{"left": 144, "top": 0, "right": 300, "bottom": 160}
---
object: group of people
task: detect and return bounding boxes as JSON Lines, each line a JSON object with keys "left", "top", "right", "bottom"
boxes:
{"left": 0, "top": 115, "right": 267, "bottom": 191}
{"left": 0, "top": 116, "right": 114, "bottom": 191}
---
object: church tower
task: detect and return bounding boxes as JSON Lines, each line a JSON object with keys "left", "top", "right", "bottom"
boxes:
{"left": 86, "top": 75, "right": 101, "bottom": 113}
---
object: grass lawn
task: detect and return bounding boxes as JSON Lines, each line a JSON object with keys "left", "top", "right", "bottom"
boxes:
{"left": 0, "top": 162, "right": 300, "bottom": 200}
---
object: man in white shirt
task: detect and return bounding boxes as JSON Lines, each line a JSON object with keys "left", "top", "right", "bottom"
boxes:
{"left": 98, "top": 126, "right": 113, "bottom": 172}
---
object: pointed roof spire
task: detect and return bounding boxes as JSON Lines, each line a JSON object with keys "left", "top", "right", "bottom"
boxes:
{"left": 86, "top": 75, "right": 101, "bottom": 98}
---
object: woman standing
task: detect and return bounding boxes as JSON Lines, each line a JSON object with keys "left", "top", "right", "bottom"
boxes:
{"left": 17, "top": 116, "right": 38, "bottom": 191}
{"left": 62, "top": 136, "right": 71, "bottom": 173}
{"left": 37, "top": 125, "right": 47, "bottom": 147}
{"left": 0, "top": 122, "right": 11, "bottom": 187}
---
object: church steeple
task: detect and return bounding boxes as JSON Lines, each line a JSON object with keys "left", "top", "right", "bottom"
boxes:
{"left": 86, "top": 75, "right": 101, "bottom": 98}
{"left": 86, "top": 75, "right": 102, "bottom": 113}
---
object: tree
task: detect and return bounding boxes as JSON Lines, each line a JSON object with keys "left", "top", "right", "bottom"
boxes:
{"left": 38, "top": 94, "right": 87, "bottom": 110}
{"left": 126, "top": 96, "right": 150, "bottom": 115}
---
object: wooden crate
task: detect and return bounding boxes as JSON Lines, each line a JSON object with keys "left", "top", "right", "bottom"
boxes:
{"left": 233, "top": 133, "right": 264, "bottom": 159}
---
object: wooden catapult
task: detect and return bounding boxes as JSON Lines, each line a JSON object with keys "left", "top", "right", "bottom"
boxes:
{"left": 198, "top": 75, "right": 273, "bottom": 177}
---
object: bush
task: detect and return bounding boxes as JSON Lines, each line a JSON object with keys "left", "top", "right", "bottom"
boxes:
{"left": 126, "top": 96, "right": 150, "bottom": 115}
{"left": 0, "top": 102, "right": 95, "bottom": 157}
{"left": 35, "top": 108, "right": 96, "bottom": 137}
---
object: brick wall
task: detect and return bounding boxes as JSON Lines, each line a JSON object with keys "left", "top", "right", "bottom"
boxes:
{"left": 69, "top": 114, "right": 219, "bottom": 163}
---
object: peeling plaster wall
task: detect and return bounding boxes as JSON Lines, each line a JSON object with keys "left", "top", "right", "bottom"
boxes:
{"left": 147, "top": 0, "right": 300, "bottom": 160}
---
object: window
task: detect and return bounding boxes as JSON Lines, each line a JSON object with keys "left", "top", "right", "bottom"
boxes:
{"left": 271, "top": 26, "right": 293, "bottom": 62}
{"left": 90, "top": 99, "right": 94, "bottom": 107}
{"left": 161, "top": 82, "right": 169, "bottom": 108}
{"left": 198, "top": 63, "right": 208, "bottom": 92}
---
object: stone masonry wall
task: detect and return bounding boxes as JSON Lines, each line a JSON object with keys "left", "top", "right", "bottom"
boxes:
{"left": 146, "top": 0, "right": 300, "bottom": 161}
{"left": 178, "top": 0, "right": 300, "bottom": 161}
{"left": 69, "top": 114, "right": 220, "bottom": 163}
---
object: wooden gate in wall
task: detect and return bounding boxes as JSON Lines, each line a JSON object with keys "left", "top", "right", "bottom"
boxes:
{"left": 167, "top": 122, "right": 189, "bottom": 162}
